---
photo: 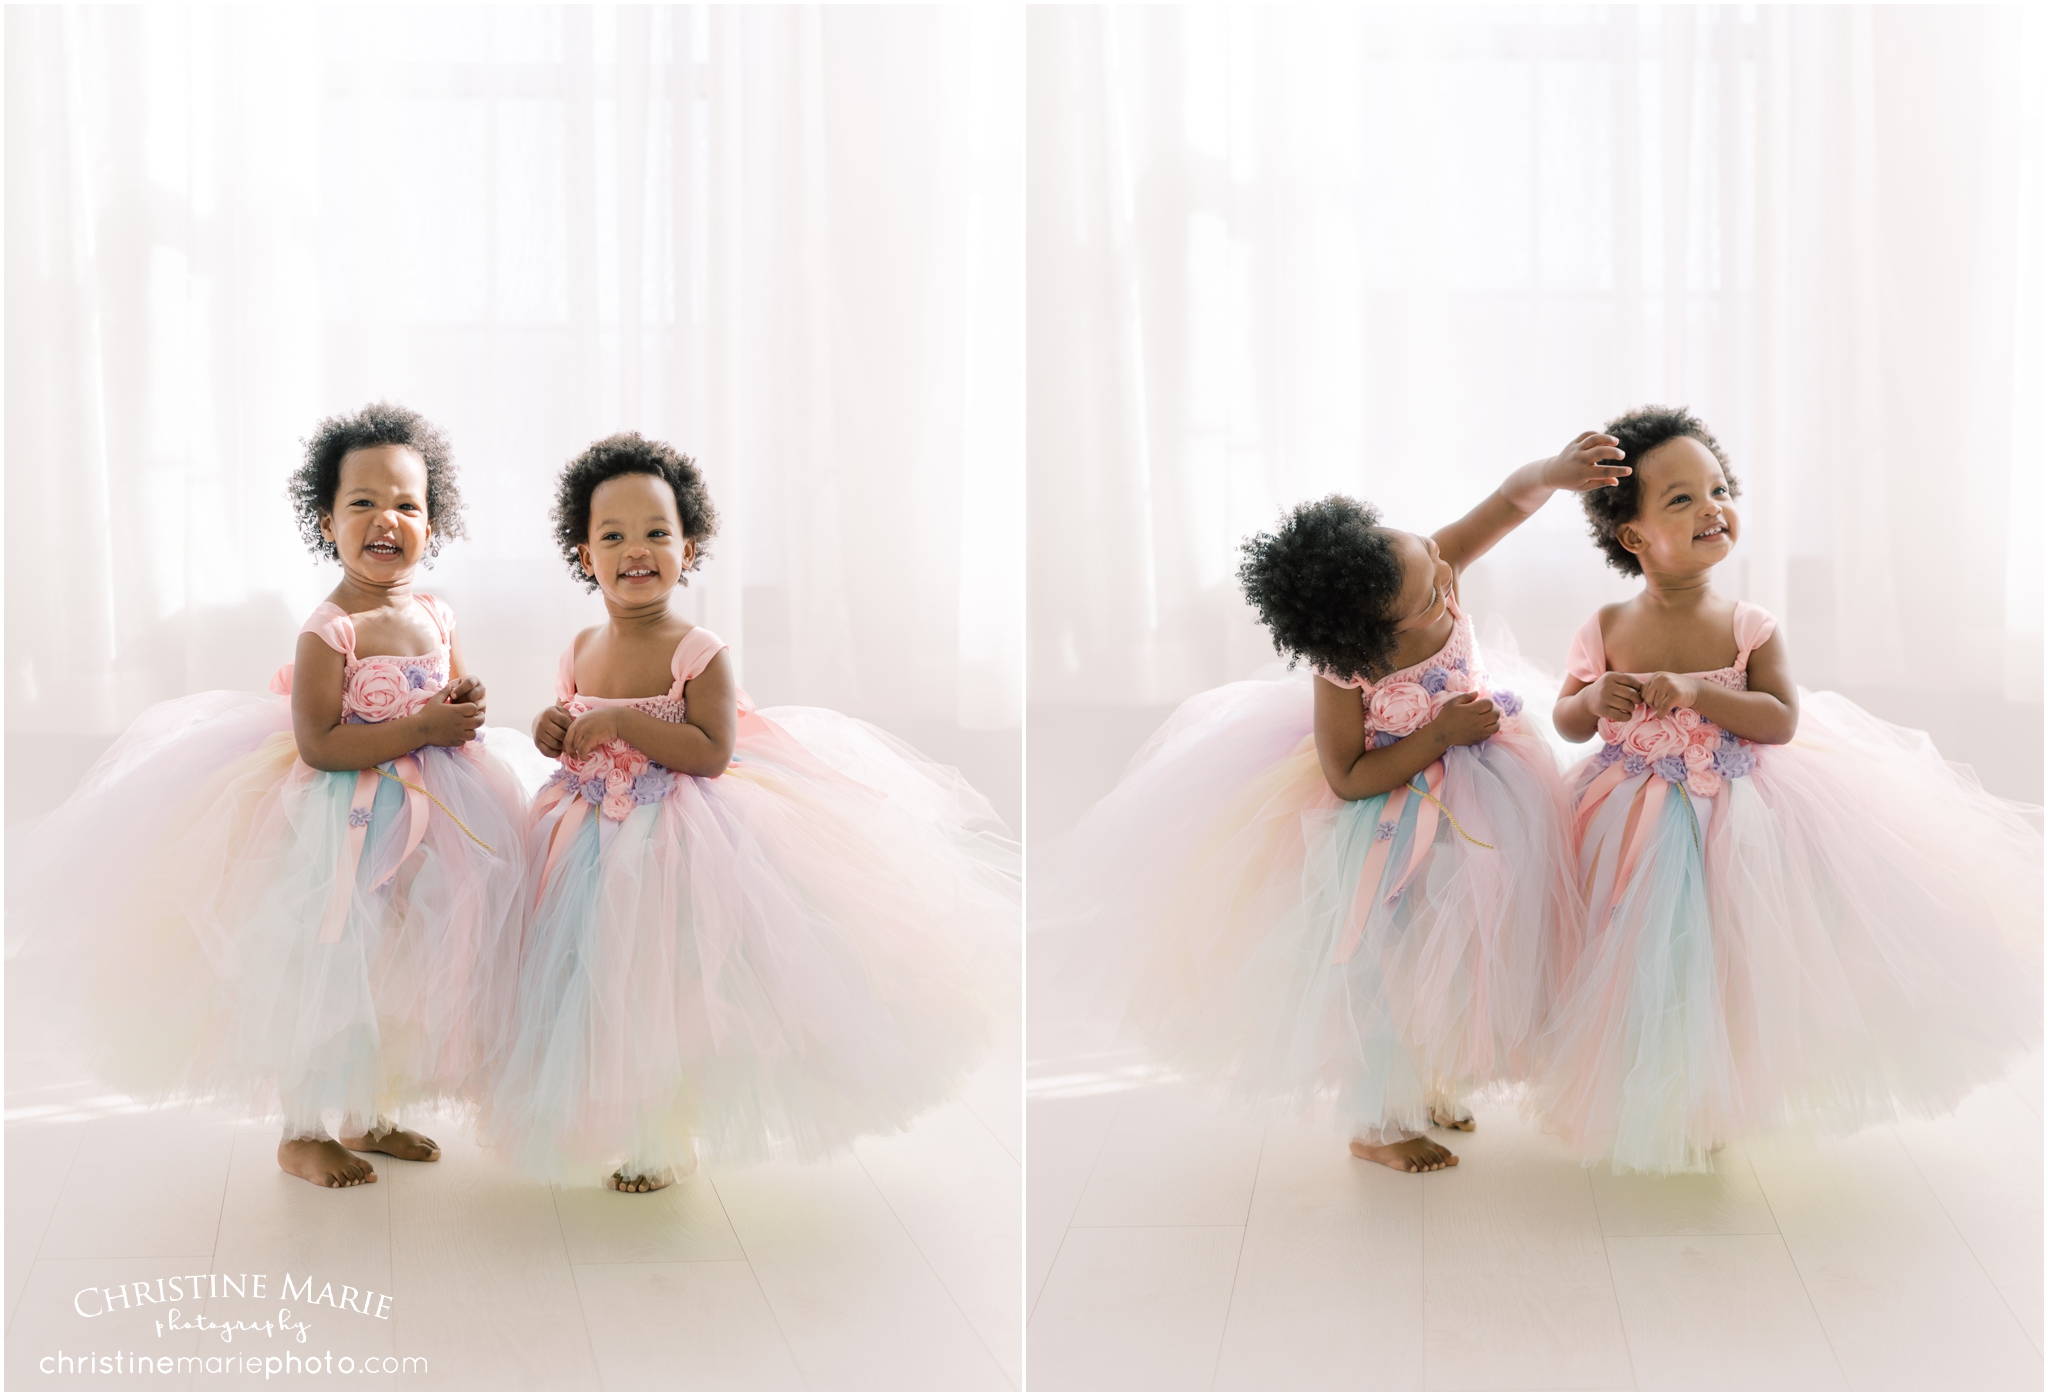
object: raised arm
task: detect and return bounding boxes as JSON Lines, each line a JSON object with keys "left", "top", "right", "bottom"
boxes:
{"left": 1433, "top": 431, "right": 1627, "bottom": 574}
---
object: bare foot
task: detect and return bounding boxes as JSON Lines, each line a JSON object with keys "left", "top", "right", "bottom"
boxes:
{"left": 1430, "top": 1103, "right": 1476, "bottom": 1132}
{"left": 606, "top": 1168, "right": 674, "bottom": 1193}
{"left": 1349, "top": 1136, "right": 1460, "bottom": 1173}
{"left": 278, "top": 1136, "right": 378, "bottom": 1188}
{"left": 339, "top": 1123, "right": 441, "bottom": 1162}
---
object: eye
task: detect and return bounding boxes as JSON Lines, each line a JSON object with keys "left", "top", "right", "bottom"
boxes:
{"left": 649, "top": 528, "right": 670, "bottom": 539}
{"left": 601, "top": 530, "right": 624, "bottom": 543}
{"left": 1713, "top": 486, "right": 1729, "bottom": 497}
{"left": 1670, "top": 493, "right": 1691, "bottom": 507}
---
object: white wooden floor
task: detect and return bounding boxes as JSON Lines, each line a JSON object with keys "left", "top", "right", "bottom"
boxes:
{"left": 4, "top": 1032, "right": 1022, "bottom": 1392}
{"left": 1027, "top": 993, "right": 2044, "bottom": 1392}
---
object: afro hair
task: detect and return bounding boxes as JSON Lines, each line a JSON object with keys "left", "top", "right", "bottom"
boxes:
{"left": 288, "top": 402, "right": 465, "bottom": 562}
{"left": 1237, "top": 495, "right": 1409, "bottom": 683}
{"left": 551, "top": 432, "right": 719, "bottom": 590}
{"left": 1583, "top": 405, "right": 1739, "bottom": 576}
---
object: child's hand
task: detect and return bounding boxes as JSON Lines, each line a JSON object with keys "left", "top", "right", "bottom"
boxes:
{"left": 1587, "top": 672, "right": 1644, "bottom": 723}
{"left": 1427, "top": 692, "right": 1501, "bottom": 748}
{"left": 533, "top": 704, "right": 573, "bottom": 759}
{"left": 448, "top": 674, "right": 487, "bottom": 706}
{"left": 1638, "top": 672, "right": 1702, "bottom": 716}
{"left": 1541, "top": 431, "right": 1629, "bottom": 493}
{"left": 562, "top": 707, "right": 626, "bottom": 760}
{"left": 417, "top": 686, "right": 485, "bottom": 747}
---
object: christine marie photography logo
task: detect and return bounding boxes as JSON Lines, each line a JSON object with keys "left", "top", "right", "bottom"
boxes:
{"left": 37, "top": 1271, "right": 427, "bottom": 1383}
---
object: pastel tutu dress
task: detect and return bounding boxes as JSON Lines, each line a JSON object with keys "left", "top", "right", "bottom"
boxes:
{"left": 1035, "top": 591, "right": 1580, "bottom": 1141}
{"left": 479, "top": 627, "right": 1020, "bottom": 1179}
{"left": 1533, "top": 604, "right": 2043, "bottom": 1173}
{"left": 6, "top": 595, "right": 530, "bottom": 1139}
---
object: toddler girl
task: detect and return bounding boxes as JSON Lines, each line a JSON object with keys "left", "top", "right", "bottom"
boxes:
{"left": 1535, "top": 406, "right": 2042, "bottom": 1173}
{"left": 479, "top": 433, "right": 1018, "bottom": 1189}
{"left": 10, "top": 404, "right": 530, "bottom": 1187}
{"left": 1035, "top": 434, "right": 1623, "bottom": 1171}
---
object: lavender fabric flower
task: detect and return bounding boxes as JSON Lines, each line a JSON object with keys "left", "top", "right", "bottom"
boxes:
{"left": 1711, "top": 742, "right": 1757, "bottom": 779}
{"left": 1371, "top": 730, "right": 1401, "bottom": 749}
{"left": 1451, "top": 656, "right": 1468, "bottom": 673}
{"left": 1592, "top": 742, "right": 1624, "bottom": 769}
{"left": 631, "top": 768, "right": 675, "bottom": 805}
{"left": 1374, "top": 820, "right": 1398, "bottom": 842}
{"left": 1651, "top": 754, "right": 1688, "bottom": 783}
{"left": 1420, "top": 666, "right": 1449, "bottom": 694}
{"left": 578, "top": 773, "right": 613, "bottom": 803}
{"left": 403, "top": 664, "right": 431, "bottom": 690}
{"left": 1623, "top": 753, "right": 1647, "bottom": 775}
{"left": 1493, "top": 689, "right": 1523, "bottom": 718}
{"left": 348, "top": 807, "right": 373, "bottom": 828}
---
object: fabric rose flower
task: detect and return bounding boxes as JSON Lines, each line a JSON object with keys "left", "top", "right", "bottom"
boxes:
{"left": 1682, "top": 742, "right": 1715, "bottom": 773}
{"left": 1493, "top": 689, "right": 1523, "bottom": 718}
{"left": 1672, "top": 707, "right": 1702, "bottom": 735}
{"left": 1622, "top": 714, "right": 1685, "bottom": 763}
{"left": 631, "top": 768, "right": 675, "bottom": 805}
{"left": 1420, "top": 666, "right": 1449, "bottom": 695}
{"left": 345, "top": 663, "right": 414, "bottom": 723}
{"left": 1597, "top": 716, "right": 1626, "bottom": 746}
{"left": 1367, "top": 681, "right": 1435, "bottom": 737}
{"left": 1622, "top": 752, "right": 1647, "bottom": 775}
{"left": 1686, "top": 768, "right": 1724, "bottom": 799}
{"left": 1651, "top": 754, "right": 1687, "bottom": 784}
{"left": 600, "top": 787, "right": 637, "bottom": 822}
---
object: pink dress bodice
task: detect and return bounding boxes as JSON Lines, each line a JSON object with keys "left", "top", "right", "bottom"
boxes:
{"left": 549, "top": 627, "right": 738, "bottom": 820}
{"left": 270, "top": 594, "right": 456, "bottom": 724}
{"left": 1318, "top": 590, "right": 1525, "bottom": 746}
{"left": 1565, "top": 601, "right": 1778, "bottom": 798}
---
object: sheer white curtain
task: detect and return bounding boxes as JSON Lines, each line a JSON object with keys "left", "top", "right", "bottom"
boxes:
{"left": 6, "top": 5, "right": 1023, "bottom": 762}
{"left": 1027, "top": 5, "right": 2043, "bottom": 716}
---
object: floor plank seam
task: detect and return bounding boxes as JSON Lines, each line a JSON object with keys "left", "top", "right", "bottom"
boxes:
{"left": 1887, "top": 1123, "right": 2042, "bottom": 1360}
{"left": 1207, "top": 1126, "right": 1265, "bottom": 1392}
{"left": 850, "top": 1143, "right": 1014, "bottom": 1387}
{"left": 704, "top": 1171, "right": 809, "bottom": 1391}
{"left": 1745, "top": 1151, "right": 1853, "bottom": 1389}
{"left": 548, "top": 1182, "right": 606, "bottom": 1389}
{"left": 7, "top": 1122, "right": 86, "bottom": 1331}
{"left": 1026, "top": 1093, "right": 1124, "bottom": 1323}
{"left": 1589, "top": 1167, "right": 1641, "bottom": 1393}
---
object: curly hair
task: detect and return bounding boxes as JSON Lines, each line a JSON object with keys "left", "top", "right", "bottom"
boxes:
{"left": 1583, "top": 405, "right": 1739, "bottom": 576}
{"left": 1237, "top": 495, "right": 1409, "bottom": 683}
{"left": 551, "top": 432, "right": 719, "bottom": 590}
{"left": 288, "top": 402, "right": 465, "bottom": 562}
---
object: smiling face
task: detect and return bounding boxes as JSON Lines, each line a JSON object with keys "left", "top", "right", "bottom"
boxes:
{"left": 577, "top": 471, "right": 697, "bottom": 604}
{"left": 1616, "top": 435, "right": 1739, "bottom": 575}
{"left": 319, "top": 445, "right": 432, "bottom": 581}
{"left": 1382, "top": 528, "right": 1454, "bottom": 637}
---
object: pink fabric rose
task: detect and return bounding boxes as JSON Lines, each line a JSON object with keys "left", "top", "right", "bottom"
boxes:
{"left": 1368, "top": 681, "right": 1435, "bottom": 738}
{"left": 1672, "top": 708, "right": 1702, "bottom": 735}
{"left": 346, "top": 663, "right": 413, "bottom": 723}
{"left": 1686, "top": 721, "right": 1719, "bottom": 751}
{"left": 600, "top": 786, "right": 636, "bottom": 822}
{"left": 1682, "top": 742, "right": 1716, "bottom": 773}
{"left": 1622, "top": 714, "right": 1685, "bottom": 763}
{"left": 1596, "top": 716, "right": 1625, "bottom": 745}
{"left": 1685, "top": 768, "right": 1724, "bottom": 799}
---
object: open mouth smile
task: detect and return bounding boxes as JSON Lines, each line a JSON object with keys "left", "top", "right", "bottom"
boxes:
{"left": 1693, "top": 523, "right": 1727, "bottom": 541}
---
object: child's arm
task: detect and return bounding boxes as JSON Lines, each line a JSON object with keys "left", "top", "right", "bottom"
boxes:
{"left": 1554, "top": 672, "right": 1643, "bottom": 744}
{"left": 1314, "top": 676, "right": 1501, "bottom": 801}
{"left": 561, "top": 651, "right": 738, "bottom": 778}
{"left": 445, "top": 630, "right": 485, "bottom": 708}
{"left": 1638, "top": 633, "right": 1799, "bottom": 745}
{"left": 289, "top": 632, "right": 485, "bottom": 772}
{"left": 1433, "top": 431, "right": 1628, "bottom": 574}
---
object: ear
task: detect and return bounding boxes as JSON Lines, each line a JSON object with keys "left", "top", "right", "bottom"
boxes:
{"left": 1616, "top": 521, "right": 1647, "bottom": 559}
{"left": 681, "top": 538, "right": 698, "bottom": 570}
{"left": 318, "top": 511, "right": 336, "bottom": 544}
{"left": 576, "top": 542, "right": 594, "bottom": 576}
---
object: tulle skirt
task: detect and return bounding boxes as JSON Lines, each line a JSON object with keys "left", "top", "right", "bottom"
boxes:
{"left": 1034, "top": 672, "right": 1580, "bottom": 1139}
{"left": 6, "top": 691, "right": 531, "bottom": 1138}
{"left": 477, "top": 707, "right": 1020, "bottom": 1180}
{"left": 1533, "top": 690, "right": 2044, "bottom": 1174}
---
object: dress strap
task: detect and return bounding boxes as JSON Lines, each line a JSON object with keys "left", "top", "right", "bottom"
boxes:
{"left": 413, "top": 593, "right": 456, "bottom": 648}
{"left": 556, "top": 642, "right": 580, "bottom": 705}
{"left": 1731, "top": 602, "right": 1778, "bottom": 670}
{"left": 299, "top": 602, "right": 357, "bottom": 660}
{"left": 669, "top": 627, "right": 728, "bottom": 697}
{"left": 1564, "top": 612, "right": 1607, "bottom": 684}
